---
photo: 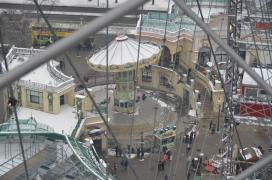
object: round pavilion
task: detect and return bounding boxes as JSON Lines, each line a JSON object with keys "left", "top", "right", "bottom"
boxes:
{"left": 87, "top": 35, "right": 161, "bottom": 113}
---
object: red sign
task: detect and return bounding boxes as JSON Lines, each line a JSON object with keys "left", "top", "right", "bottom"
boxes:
{"left": 256, "top": 22, "right": 272, "bottom": 30}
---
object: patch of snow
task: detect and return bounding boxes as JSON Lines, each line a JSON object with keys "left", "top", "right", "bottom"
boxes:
{"left": 75, "top": 94, "right": 85, "bottom": 99}
{"left": 188, "top": 109, "right": 196, "bottom": 117}
{"left": 17, "top": 105, "right": 78, "bottom": 135}
{"left": 152, "top": 97, "right": 167, "bottom": 108}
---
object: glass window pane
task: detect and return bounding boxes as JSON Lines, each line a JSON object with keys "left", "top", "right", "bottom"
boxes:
{"left": 245, "top": 88, "right": 257, "bottom": 97}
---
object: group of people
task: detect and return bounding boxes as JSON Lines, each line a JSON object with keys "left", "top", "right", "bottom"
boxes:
{"left": 115, "top": 145, "right": 144, "bottom": 160}
{"left": 184, "top": 130, "right": 196, "bottom": 154}
{"left": 136, "top": 93, "right": 147, "bottom": 103}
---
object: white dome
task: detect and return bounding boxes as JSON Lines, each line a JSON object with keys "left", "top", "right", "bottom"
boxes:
{"left": 88, "top": 35, "right": 161, "bottom": 72}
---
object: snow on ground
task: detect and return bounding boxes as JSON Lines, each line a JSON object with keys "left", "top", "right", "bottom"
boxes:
{"left": 17, "top": 105, "right": 78, "bottom": 135}
{"left": 152, "top": 97, "right": 168, "bottom": 108}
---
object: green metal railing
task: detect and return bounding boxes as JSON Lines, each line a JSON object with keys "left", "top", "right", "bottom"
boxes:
{"left": 66, "top": 136, "right": 114, "bottom": 180}
{"left": 0, "top": 119, "right": 114, "bottom": 179}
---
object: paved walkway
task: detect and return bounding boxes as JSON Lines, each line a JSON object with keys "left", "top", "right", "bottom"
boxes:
{"left": 106, "top": 86, "right": 271, "bottom": 180}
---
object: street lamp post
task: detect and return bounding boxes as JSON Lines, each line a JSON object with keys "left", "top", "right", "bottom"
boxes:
{"left": 217, "top": 103, "right": 221, "bottom": 132}
{"left": 140, "top": 131, "right": 144, "bottom": 161}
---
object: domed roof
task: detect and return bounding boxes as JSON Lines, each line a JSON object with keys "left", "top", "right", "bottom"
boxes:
{"left": 88, "top": 35, "right": 161, "bottom": 72}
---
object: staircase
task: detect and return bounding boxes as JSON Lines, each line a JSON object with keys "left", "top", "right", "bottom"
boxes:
{"left": 199, "top": 87, "right": 219, "bottom": 121}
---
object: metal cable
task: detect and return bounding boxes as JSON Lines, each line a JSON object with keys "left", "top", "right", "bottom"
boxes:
{"left": 32, "top": 0, "right": 141, "bottom": 179}
{"left": 153, "top": 1, "right": 173, "bottom": 179}
{"left": 106, "top": 0, "right": 109, "bottom": 135}
{"left": 128, "top": 4, "right": 143, "bottom": 160}
{"left": 0, "top": 18, "right": 29, "bottom": 180}
{"left": 166, "top": 15, "right": 186, "bottom": 180}
{"left": 174, "top": 1, "right": 202, "bottom": 178}
{"left": 244, "top": 0, "right": 265, "bottom": 80}
{"left": 195, "top": 0, "right": 245, "bottom": 147}
{"left": 193, "top": 0, "right": 247, "bottom": 176}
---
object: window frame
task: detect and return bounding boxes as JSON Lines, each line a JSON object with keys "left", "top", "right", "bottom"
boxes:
{"left": 142, "top": 70, "right": 152, "bottom": 82}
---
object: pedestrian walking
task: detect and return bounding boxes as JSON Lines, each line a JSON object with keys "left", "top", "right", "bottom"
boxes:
{"left": 131, "top": 147, "right": 135, "bottom": 154}
{"left": 164, "top": 175, "right": 168, "bottom": 180}
{"left": 167, "top": 150, "right": 172, "bottom": 161}
{"left": 211, "top": 124, "right": 215, "bottom": 134}
{"left": 163, "top": 153, "right": 168, "bottom": 161}
{"left": 161, "top": 161, "right": 165, "bottom": 171}
{"left": 127, "top": 144, "right": 131, "bottom": 153}
{"left": 113, "top": 162, "right": 117, "bottom": 173}
{"left": 124, "top": 159, "right": 128, "bottom": 170}
{"left": 115, "top": 146, "right": 118, "bottom": 157}
{"left": 118, "top": 148, "right": 122, "bottom": 157}
{"left": 187, "top": 172, "right": 191, "bottom": 180}
{"left": 158, "top": 161, "right": 162, "bottom": 171}
{"left": 189, "top": 132, "right": 193, "bottom": 144}
{"left": 120, "top": 159, "right": 124, "bottom": 167}
{"left": 192, "top": 159, "right": 195, "bottom": 168}
{"left": 186, "top": 143, "right": 191, "bottom": 154}
{"left": 185, "top": 134, "right": 189, "bottom": 143}
{"left": 209, "top": 120, "right": 213, "bottom": 129}
{"left": 141, "top": 149, "right": 144, "bottom": 160}
{"left": 136, "top": 147, "right": 140, "bottom": 158}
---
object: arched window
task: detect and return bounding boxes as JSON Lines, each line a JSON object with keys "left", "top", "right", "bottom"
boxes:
{"left": 198, "top": 47, "right": 211, "bottom": 66}
{"left": 160, "top": 46, "right": 171, "bottom": 68}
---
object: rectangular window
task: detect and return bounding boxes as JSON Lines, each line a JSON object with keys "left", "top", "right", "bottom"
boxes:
{"left": 215, "top": 54, "right": 227, "bottom": 63}
{"left": 160, "top": 76, "right": 168, "bottom": 86}
{"left": 30, "top": 95, "right": 39, "bottom": 104}
{"left": 114, "top": 99, "right": 119, "bottom": 106}
{"left": 27, "top": 90, "right": 43, "bottom": 104}
{"left": 259, "top": 89, "right": 266, "bottom": 96}
{"left": 142, "top": 70, "right": 152, "bottom": 82}
{"left": 245, "top": 88, "right": 258, "bottom": 97}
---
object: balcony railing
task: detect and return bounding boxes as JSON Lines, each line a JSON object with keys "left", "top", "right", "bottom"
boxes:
{"left": 5, "top": 47, "right": 74, "bottom": 92}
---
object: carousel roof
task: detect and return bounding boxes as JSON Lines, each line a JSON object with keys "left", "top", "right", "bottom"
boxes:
{"left": 88, "top": 35, "right": 161, "bottom": 72}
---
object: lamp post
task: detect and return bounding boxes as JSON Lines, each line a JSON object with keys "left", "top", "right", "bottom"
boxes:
{"left": 217, "top": 101, "right": 221, "bottom": 132}
{"left": 140, "top": 131, "right": 144, "bottom": 161}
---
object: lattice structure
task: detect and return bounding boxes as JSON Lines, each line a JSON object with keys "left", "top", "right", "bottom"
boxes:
{"left": 220, "top": 0, "right": 243, "bottom": 177}
{"left": 223, "top": 0, "right": 272, "bottom": 178}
